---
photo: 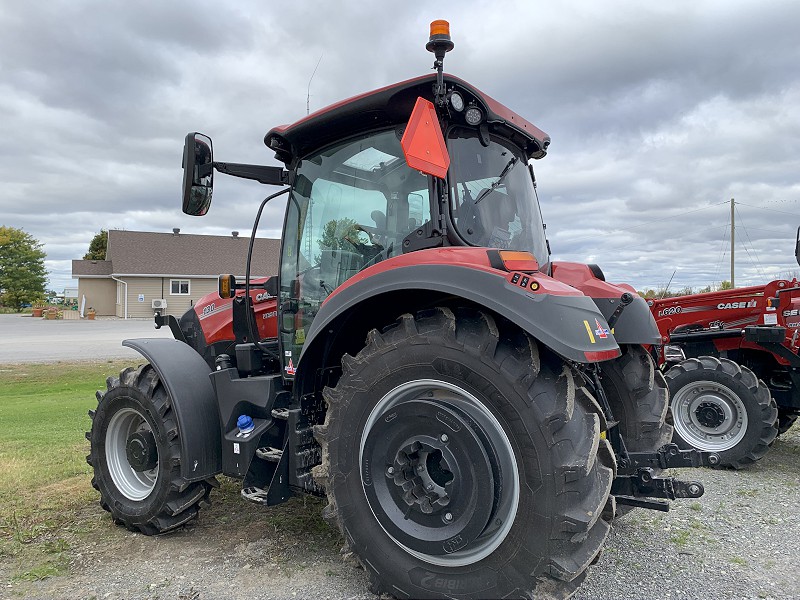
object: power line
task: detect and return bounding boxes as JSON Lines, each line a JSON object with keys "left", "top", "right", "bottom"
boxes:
{"left": 712, "top": 223, "right": 729, "bottom": 285}
{"left": 564, "top": 200, "right": 728, "bottom": 242}
{"left": 735, "top": 201, "right": 799, "bottom": 218}
{"left": 733, "top": 226, "right": 796, "bottom": 237}
{"left": 735, "top": 206, "right": 767, "bottom": 280}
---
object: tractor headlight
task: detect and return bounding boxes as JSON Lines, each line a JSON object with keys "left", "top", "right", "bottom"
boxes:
{"left": 465, "top": 106, "right": 483, "bottom": 125}
{"left": 449, "top": 91, "right": 464, "bottom": 112}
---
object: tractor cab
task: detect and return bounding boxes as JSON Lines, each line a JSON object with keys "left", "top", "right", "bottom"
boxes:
{"left": 270, "top": 91, "right": 553, "bottom": 368}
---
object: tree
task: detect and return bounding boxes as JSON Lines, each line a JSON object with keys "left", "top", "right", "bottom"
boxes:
{"left": 718, "top": 280, "right": 733, "bottom": 290}
{"left": 84, "top": 229, "right": 108, "bottom": 260}
{"left": 0, "top": 226, "right": 48, "bottom": 310}
{"left": 315, "top": 218, "right": 365, "bottom": 261}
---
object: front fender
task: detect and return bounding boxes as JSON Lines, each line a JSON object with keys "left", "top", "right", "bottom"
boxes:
{"left": 123, "top": 338, "right": 222, "bottom": 481}
{"left": 299, "top": 263, "right": 620, "bottom": 370}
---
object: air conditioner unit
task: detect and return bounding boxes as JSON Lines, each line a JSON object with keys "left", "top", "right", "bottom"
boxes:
{"left": 152, "top": 299, "right": 167, "bottom": 309}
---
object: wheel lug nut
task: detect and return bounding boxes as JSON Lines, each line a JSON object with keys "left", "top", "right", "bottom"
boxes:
{"left": 440, "top": 434, "right": 449, "bottom": 443}
{"left": 444, "top": 512, "right": 453, "bottom": 522}
{"left": 386, "top": 466, "right": 395, "bottom": 476}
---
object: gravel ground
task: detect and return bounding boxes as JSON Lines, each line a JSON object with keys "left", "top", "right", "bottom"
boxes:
{"left": 5, "top": 424, "right": 799, "bottom": 600}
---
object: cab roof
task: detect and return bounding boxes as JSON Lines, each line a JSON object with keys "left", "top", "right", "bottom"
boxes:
{"left": 264, "top": 73, "right": 550, "bottom": 165}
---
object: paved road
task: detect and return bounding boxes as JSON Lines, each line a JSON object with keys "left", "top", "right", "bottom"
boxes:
{"left": 0, "top": 314, "right": 174, "bottom": 364}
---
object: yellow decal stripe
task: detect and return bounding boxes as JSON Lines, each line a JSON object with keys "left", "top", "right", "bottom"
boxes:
{"left": 584, "top": 320, "right": 596, "bottom": 344}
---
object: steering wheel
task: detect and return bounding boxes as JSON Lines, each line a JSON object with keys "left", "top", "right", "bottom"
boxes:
{"left": 354, "top": 224, "right": 387, "bottom": 249}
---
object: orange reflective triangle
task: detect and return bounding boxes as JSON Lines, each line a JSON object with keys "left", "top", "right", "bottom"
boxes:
{"left": 401, "top": 97, "right": 450, "bottom": 179}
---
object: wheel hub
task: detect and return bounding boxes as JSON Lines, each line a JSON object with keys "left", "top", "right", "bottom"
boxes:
{"left": 106, "top": 407, "right": 159, "bottom": 500}
{"left": 126, "top": 430, "right": 158, "bottom": 472}
{"left": 359, "top": 380, "right": 520, "bottom": 567}
{"left": 695, "top": 401, "right": 725, "bottom": 429}
{"left": 671, "top": 380, "right": 749, "bottom": 452}
{"left": 362, "top": 398, "right": 495, "bottom": 556}
{"left": 390, "top": 441, "right": 454, "bottom": 514}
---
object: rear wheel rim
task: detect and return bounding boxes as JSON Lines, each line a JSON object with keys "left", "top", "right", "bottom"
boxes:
{"left": 106, "top": 407, "right": 159, "bottom": 500}
{"left": 360, "top": 379, "right": 519, "bottom": 567}
{"left": 672, "top": 381, "right": 748, "bottom": 451}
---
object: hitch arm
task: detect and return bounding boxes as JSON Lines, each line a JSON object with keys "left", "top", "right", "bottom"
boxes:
{"left": 612, "top": 468, "right": 706, "bottom": 512}
{"left": 613, "top": 444, "right": 718, "bottom": 512}
{"left": 622, "top": 443, "right": 720, "bottom": 471}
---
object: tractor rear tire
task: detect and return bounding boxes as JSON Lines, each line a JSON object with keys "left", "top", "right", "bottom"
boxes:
{"left": 313, "top": 308, "right": 615, "bottom": 599}
{"left": 86, "top": 364, "right": 216, "bottom": 534}
{"left": 665, "top": 357, "right": 778, "bottom": 469}
{"left": 599, "top": 344, "right": 672, "bottom": 516}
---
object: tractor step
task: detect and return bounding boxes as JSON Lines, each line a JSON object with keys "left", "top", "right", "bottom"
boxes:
{"left": 241, "top": 486, "right": 270, "bottom": 504}
{"left": 256, "top": 446, "right": 283, "bottom": 462}
{"left": 271, "top": 408, "right": 289, "bottom": 420}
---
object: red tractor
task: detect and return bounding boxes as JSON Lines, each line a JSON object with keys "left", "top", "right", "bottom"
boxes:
{"left": 87, "top": 22, "right": 716, "bottom": 598}
{"left": 649, "top": 229, "right": 800, "bottom": 468}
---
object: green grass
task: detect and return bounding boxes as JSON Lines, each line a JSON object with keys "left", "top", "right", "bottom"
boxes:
{"left": 0, "top": 360, "right": 343, "bottom": 587}
{"left": 669, "top": 528, "right": 691, "bottom": 547}
{"left": 0, "top": 361, "right": 133, "bottom": 581}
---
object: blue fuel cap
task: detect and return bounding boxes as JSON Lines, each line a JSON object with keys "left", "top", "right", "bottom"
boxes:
{"left": 237, "top": 414, "right": 254, "bottom": 433}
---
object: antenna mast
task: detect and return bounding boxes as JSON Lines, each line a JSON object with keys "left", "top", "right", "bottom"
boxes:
{"left": 307, "top": 54, "right": 323, "bottom": 115}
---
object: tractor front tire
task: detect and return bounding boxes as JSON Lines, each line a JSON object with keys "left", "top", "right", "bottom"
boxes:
{"left": 86, "top": 364, "right": 216, "bottom": 534}
{"left": 313, "top": 308, "right": 615, "bottom": 599}
{"left": 665, "top": 357, "right": 778, "bottom": 469}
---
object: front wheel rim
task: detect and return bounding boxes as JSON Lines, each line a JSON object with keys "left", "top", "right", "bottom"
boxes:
{"left": 360, "top": 379, "right": 519, "bottom": 567}
{"left": 106, "top": 407, "right": 159, "bottom": 500}
{"left": 672, "top": 381, "right": 749, "bottom": 451}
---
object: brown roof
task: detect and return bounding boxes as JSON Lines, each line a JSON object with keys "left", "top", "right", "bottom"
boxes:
{"left": 72, "top": 230, "right": 281, "bottom": 278}
{"left": 72, "top": 260, "right": 113, "bottom": 276}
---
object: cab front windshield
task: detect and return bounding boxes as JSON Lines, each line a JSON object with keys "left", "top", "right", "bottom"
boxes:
{"left": 448, "top": 128, "right": 549, "bottom": 266}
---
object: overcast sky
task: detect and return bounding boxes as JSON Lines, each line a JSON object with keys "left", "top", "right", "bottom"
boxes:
{"left": 2, "top": 0, "right": 799, "bottom": 293}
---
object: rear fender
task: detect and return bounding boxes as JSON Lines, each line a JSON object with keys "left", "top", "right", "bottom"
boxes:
{"left": 551, "top": 261, "right": 661, "bottom": 345}
{"left": 297, "top": 262, "right": 620, "bottom": 387}
{"left": 123, "top": 338, "right": 222, "bottom": 481}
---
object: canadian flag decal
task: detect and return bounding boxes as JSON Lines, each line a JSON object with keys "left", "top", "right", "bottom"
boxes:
{"left": 594, "top": 318, "right": 609, "bottom": 339}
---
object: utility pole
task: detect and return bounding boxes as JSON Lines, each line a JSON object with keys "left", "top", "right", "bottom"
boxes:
{"left": 730, "top": 198, "right": 735, "bottom": 288}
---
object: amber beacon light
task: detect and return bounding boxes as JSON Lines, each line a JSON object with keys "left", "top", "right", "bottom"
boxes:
{"left": 427, "top": 20, "right": 454, "bottom": 53}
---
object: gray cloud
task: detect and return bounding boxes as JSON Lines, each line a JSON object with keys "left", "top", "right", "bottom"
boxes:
{"left": 1, "top": 0, "right": 798, "bottom": 295}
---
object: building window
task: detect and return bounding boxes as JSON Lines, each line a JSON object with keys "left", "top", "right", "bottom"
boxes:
{"left": 116, "top": 282, "right": 121, "bottom": 304}
{"left": 170, "top": 279, "right": 190, "bottom": 295}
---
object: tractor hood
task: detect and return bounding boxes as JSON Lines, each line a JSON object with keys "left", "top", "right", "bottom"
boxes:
{"left": 264, "top": 74, "right": 550, "bottom": 164}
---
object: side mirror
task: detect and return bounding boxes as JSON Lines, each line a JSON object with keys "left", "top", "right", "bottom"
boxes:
{"left": 182, "top": 133, "right": 214, "bottom": 216}
{"left": 795, "top": 226, "right": 800, "bottom": 267}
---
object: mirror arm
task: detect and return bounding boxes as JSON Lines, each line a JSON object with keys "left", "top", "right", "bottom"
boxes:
{"left": 197, "top": 163, "right": 213, "bottom": 179}
{"left": 213, "top": 162, "right": 289, "bottom": 186}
